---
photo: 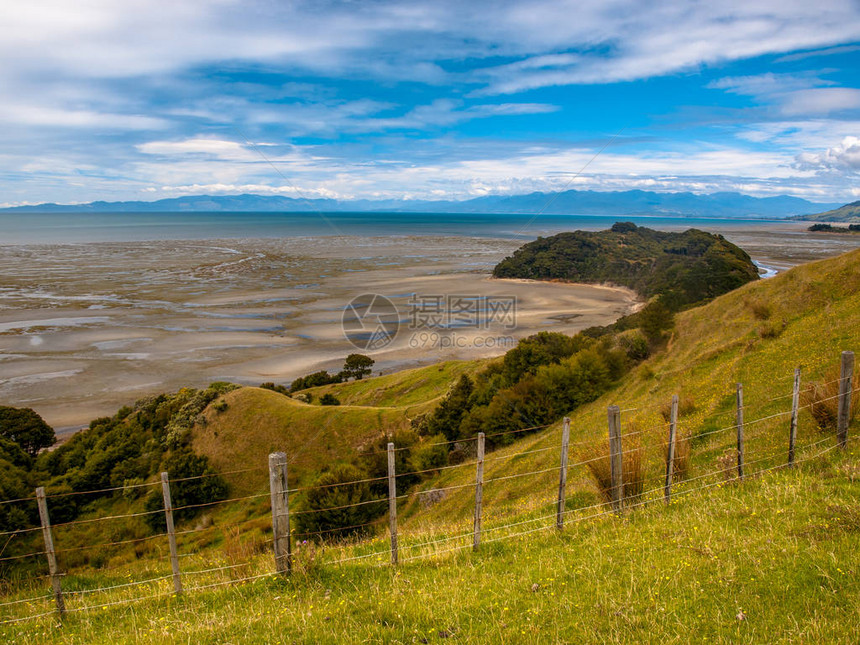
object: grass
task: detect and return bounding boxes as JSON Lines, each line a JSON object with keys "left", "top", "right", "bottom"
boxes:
{"left": 3, "top": 449, "right": 860, "bottom": 643}
{"left": 3, "top": 249, "right": 860, "bottom": 641}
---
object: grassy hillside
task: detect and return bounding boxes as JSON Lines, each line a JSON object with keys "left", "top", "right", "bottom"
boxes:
{"left": 2, "top": 451, "right": 858, "bottom": 643}
{"left": 797, "top": 200, "right": 860, "bottom": 222}
{"left": 399, "top": 246, "right": 860, "bottom": 528}
{"left": 2, "top": 249, "right": 860, "bottom": 641}
{"left": 305, "top": 360, "right": 486, "bottom": 409}
{"left": 190, "top": 361, "right": 487, "bottom": 495}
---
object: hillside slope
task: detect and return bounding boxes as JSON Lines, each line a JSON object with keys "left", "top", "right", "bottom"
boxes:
{"left": 400, "top": 246, "right": 860, "bottom": 527}
{"left": 191, "top": 361, "right": 485, "bottom": 494}
{"left": 796, "top": 200, "right": 860, "bottom": 222}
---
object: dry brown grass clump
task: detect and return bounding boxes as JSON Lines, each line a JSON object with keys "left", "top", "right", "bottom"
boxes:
{"left": 223, "top": 526, "right": 268, "bottom": 579}
{"left": 582, "top": 438, "right": 646, "bottom": 507}
{"left": 659, "top": 396, "right": 697, "bottom": 423}
{"left": 661, "top": 433, "right": 691, "bottom": 483}
{"left": 801, "top": 366, "right": 857, "bottom": 432}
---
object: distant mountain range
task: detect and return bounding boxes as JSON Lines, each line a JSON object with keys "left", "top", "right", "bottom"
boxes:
{"left": 791, "top": 200, "right": 860, "bottom": 223}
{"left": 1, "top": 190, "right": 845, "bottom": 219}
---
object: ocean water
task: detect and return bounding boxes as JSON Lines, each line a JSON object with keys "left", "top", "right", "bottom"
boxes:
{"left": 0, "top": 211, "right": 787, "bottom": 245}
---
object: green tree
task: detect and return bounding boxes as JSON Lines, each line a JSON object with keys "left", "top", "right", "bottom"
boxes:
{"left": 341, "top": 354, "right": 374, "bottom": 381}
{"left": 426, "top": 374, "right": 474, "bottom": 440}
{"left": 144, "top": 449, "right": 228, "bottom": 531}
{"left": 0, "top": 406, "right": 55, "bottom": 457}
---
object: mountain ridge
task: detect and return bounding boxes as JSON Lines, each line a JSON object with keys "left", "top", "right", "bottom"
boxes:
{"left": 1, "top": 189, "right": 843, "bottom": 219}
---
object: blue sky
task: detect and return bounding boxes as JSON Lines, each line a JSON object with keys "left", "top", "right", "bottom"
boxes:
{"left": 1, "top": 0, "right": 859, "bottom": 206}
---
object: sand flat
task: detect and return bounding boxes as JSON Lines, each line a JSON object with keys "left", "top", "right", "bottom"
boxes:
{"left": 3, "top": 227, "right": 860, "bottom": 432}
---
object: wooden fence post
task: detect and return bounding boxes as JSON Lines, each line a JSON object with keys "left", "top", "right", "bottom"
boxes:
{"left": 387, "top": 442, "right": 398, "bottom": 565}
{"left": 268, "top": 452, "right": 291, "bottom": 575}
{"left": 35, "top": 487, "right": 64, "bottom": 618}
{"left": 736, "top": 383, "right": 745, "bottom": 479}
{"left": 837, "top": 350, "right": 855, "bottom": 448}
{"left": 473, "top": 432, "right": 485, "bottom": 550}
{"left": 607, "top": 406, "right": 623, "bottom": 512}
{"left": 556, "top": 417, "right": 570, "bottom": 529}
{"left": 664, "top": 395, "right": 679, "bottom": 504}
{"left": 788, "top": 367, "right": 801, "bottom": 466}
{"left": 160, "top": 472, "right": 182, "bottom": 594}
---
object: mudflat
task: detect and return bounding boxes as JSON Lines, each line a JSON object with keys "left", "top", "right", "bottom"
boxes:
{"left": 0, "top": 236, "right": 637, "bottom": 430}
{"left": 2, "top": 223, "right": 858, "bottom": 432}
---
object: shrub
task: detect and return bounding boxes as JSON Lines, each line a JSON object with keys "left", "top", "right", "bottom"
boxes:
{"left": 260, "top": 382, "right": 291, "bottom": 396}
{"left": 410, "top": 435, "right": 449, "bottom": 474}
{"left": 801, "top": 365, "right": 859, "bottom": 432}
{"left": 293, "top": 463, "right": 383, "bottom": 540}
{"left": 319, "top": 393, "right": 341, "bottom": 406}
{"left": 144, "top": 449, "right": 228, "bottom": 531}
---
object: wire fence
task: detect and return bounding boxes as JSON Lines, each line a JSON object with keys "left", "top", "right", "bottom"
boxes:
{"left": 0, "top": 352, "right": 857, "bottom": 627}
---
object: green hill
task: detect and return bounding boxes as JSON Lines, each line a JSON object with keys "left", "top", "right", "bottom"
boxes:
{"left": 2, "top": 249, "right": 860, "bottom": 642}
{"left": 796, "top": 200, "right": 860, "bottom": 222}
{"left": 492, "top": 222, "right": 759, "bottom": 309}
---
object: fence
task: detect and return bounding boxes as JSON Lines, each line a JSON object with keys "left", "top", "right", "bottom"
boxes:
{"left": 0, "top": 350, "right": 856, "bottom": 627}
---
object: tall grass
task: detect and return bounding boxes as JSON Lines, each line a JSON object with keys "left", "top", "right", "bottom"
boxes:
{"left": 660, "top": 433, "right": 691, "bottom": 482}
{"left": 801, "top": 365, "right": 858, "bottom": 432}
{"left": 582, "top": 438, "right": 646, "bottom": 506}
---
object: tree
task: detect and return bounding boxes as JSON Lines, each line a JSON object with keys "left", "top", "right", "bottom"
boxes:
{"left": 0, "top": 406, "right": 55, "bottom": 457}
{"left": 426, "top": 374, "right": 474, "bottom": 440}
{"left": 341, "top": 354, "right": 374, "bottom": 381}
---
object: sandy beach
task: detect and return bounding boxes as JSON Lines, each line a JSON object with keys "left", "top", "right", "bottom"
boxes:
{"left": 2, "top": 222, "right": 859, "bottom": 432}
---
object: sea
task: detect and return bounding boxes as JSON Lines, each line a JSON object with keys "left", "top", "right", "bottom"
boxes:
{"left": 0, "top": 211, "right": 790, "bottom": 245}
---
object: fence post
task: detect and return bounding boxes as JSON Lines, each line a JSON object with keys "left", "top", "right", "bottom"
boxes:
{"left": 837, "top": 350, "right": 855, "bottom": 448}
{"left": 607, "top": 406, "right": 623, "bottom": 512}
{"left": 788, "top": 367, "right": 801, "bottom": 466}
{"left": 387, "top": 442, "right": 398, "bottom": 565}
{"left": 473, "top": 432, "right": 485, "bottom": 550}
{"left": 268, "top": 452, "right": 291, "bottom": 575}
{"left": 664, "top": 395, "right": 679, "bottom": 504}
{"left": 160, "top": 472, "right": 182, "bottom": 594}
{"left": 556, "top": 417, "right": 571, "bottom": 529}
{"left": 736, "top": 383, "right": 745, "bottom": 479}
{"left": 35, "top": 487, "right": 64, "bottom": 618}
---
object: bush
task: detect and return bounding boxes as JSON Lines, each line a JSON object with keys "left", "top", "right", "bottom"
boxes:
{"left": 260, "top": 382, "right": 291, "bottom": 396}
{"left": 319, "top": 393, "right": 341, "bottom": 406}
{"left": 144, "top": 449, "right": 228, "bottom": 531}
{"left": 293, "top": 463, "right": 383, "bottom": 540}
{"left": 410, "top": 435, "right": 449, "bottom": 474}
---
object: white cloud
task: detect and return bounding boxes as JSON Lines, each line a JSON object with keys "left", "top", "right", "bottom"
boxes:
{"left": 779, "top": 88, "right": 860, "bottom": 116}
{"left": 794, "top": 136, "right": 860, "bottom": 173}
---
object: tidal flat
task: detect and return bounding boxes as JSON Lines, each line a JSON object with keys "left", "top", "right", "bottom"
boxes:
{"left": 1, "top": 224, "right": 857, "bottom": 433}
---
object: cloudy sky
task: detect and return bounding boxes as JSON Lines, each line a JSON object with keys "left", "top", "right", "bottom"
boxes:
{"left": 2, "top": 0, "right": 860, "bottom": 206}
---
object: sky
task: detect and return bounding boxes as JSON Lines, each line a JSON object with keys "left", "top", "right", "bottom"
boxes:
{"left": 1, "top": 0, "right": 860, "bottom": 207}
